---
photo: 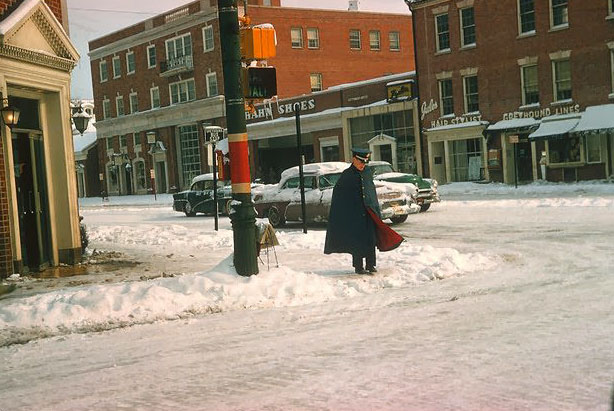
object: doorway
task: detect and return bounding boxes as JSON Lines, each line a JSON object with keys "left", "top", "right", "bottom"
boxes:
{"left": 516, "top": 139, "right": 533, "bottom": 182}
{"left": 12, "top": 132, "right": 52, "bottom": 272}
{"left": 155, "top": 161, "right": 167, "bottom": 193}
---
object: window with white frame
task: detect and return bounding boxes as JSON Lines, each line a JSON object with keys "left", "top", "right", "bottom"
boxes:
{"left": 166, "top": 33, "right": 192, "bottom": 60}
{"left": 369, "top": 30, "right": 381, "bottom": 50}
{"left": 112, "top": 56, "right": 121, "bottom": 78}
{"left": 202, "top": 25, "right": 214, "bottom": 52}
{"left": 106, "top": 136, "right": 113, "bottom": 150}
{"left": 133, "top": 134, "right": 140, "bottom": 147}
{"left": 147, "top": 45, "right": 156, "bottom": 68}
{"left": 116, "top": 96, "right": 124, "bottom": 116}
{"left": 99, "top": 60, "right": 108, "bottom": 82}
{"left": 610, "top": 0, "right": 614, "bottom": 17}
{"left": 552, "top": 59, "right": 572, "bottom": 101}
{"left": 310, "top": 73, "right": 323, "bottom": 92}
{"left": 439, "top": 79, "right": 454, "bottom": 116}
{"left": 349, "top": 29, "right": 361, "bottom": 49}
{"left": 120, "top": 134, "right": 127, "bottom": 148}
{"left": 435, "top": 13, "right": 450, "bottom": 52}
{"left": 291, "top": 27, "right": 303, "bottom": 48}
{"left": 150, "top": 87, "right": 160, "bottom": 108}
{"left": 460, "top": 7, "right": 476, "bottom": 47}
{"left": 518, "top": 0, "right": 536, "bottom": 34}
{"left": 126, "top": 51, "right": 135, "bottom": 74}
{"left": 463, "top": 75, "right": 479, "bottom": 113}
{"left": 129, "top": 92, "right": 138, "bottom": 113}
{"left": 585, "top": 134, "right": 602, "bottom": 163}
{"left": 206, "top": 72, "right": 218, "bottom": 97}
{"left": 521, "top": 64, "right": 539, "bottom": 105}
{"left": 389, "top": 31, "right": 400, "bottom": 51}
{"left": 307, "top": 28, "right": 319, "bottom": 49}
{"left": 178, "top": 124, "right": 201, "bottom": 188}
{"left": 102, "top": 98, "right": 111, "bottom": 119}
{"left": 169, "top": 78, "right": 196, "bottom": 104}
{"left": 135, "top": 160, "right": 147, "bottom": 190}
{"left": 550, "top": 0, "right": 568, "bottom": 29}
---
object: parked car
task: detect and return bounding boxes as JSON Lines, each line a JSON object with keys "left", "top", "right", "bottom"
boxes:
{"left": 252, "top": 162, "right": 413, "bottom": 227}
{"left": 172, "top": 173, "right": 233, "bottom": 217}
{"left": 368, "top": 161, "right": 440, "bottom": 212}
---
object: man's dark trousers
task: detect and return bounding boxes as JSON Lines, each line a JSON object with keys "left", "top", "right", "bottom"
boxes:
{"left": 352, "top": 249, "right": 376, "bottom": 270}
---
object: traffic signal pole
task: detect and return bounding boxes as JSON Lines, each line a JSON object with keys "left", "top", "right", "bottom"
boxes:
{"left": 219, "top": 0, "right": 259, "bottom": 276}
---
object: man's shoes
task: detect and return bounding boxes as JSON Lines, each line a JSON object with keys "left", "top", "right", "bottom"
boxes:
{"left": 354, "top": 267, "right": 369, "bottom": 274}
{"left": 367, "top": 266, "right": 377, "bottom": 273}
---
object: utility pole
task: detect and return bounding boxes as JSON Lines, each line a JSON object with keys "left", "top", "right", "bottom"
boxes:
{"left": 219, "top": 0, "right": 259, "bottom": 276}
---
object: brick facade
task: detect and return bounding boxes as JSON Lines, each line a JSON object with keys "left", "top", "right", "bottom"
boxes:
{"left": 410, "top": 0, "right": 614, "bottom": 183}
{"left": 0, "top": 0, "right": 63, "bottom": 23}
{"left": 0, "top": 129, "right": 12, "bottom": 276}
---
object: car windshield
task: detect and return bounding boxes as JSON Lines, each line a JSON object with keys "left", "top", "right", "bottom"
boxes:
{"left": 368, "top": 164, "right": 395, "bottom": 176}
{"left": 319, "top": 173, "right": 341, "bottom": 189}
{"left": 283, "top": 175, "right": 317, "bottom": 189}
{"left": 190, "top": 179, "right": 224, "bottom": 191}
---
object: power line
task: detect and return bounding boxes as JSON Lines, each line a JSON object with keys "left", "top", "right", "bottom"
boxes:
{"left": 68, "top": 7, "right": 160, "bottom": 16}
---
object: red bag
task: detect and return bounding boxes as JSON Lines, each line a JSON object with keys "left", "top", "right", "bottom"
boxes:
{"left": 366, "top": 208, "right": 404, "bottom": 252}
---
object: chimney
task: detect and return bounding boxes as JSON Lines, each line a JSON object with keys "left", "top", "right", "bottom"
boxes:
{"left": 348, "top": 0, "right": 358, "bottom": 11}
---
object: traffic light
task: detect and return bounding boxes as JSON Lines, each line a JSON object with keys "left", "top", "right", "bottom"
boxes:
{"left": 240, "top": 26, "right": 276, "bottom": 60}
{"left": 242, "top": 66, "right": 277, "bottom": 99}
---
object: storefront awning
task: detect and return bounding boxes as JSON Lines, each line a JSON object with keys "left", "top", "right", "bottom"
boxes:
{"left": 486, "top": 118, "right": 540, "bottom": 131}
{"left": 573, "top": 104, "right": 614, "bottom": 134}
{"left": 528, "top": 114, "right": 580, "bottom": 140}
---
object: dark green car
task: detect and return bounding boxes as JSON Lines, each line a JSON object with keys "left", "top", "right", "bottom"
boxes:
{"left": 368, "top": 161, "right": 440, "bottom": 212}
{"left": 172, "top": 173, "right": 233, "bottom": 217}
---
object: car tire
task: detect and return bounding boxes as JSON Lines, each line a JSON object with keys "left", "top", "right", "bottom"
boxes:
{"left": 419, "top": 203, "right": 431, "bottom": 212}
{"left": 390, "top": 215, "right": 408, "bottom": 224}
{"left": 225, "top": 199, "right": 233, "bottom": 216}
{"left": 184, "top": 202, "right": 196, "bottom": 217}
{"left": 267, "top": 206, "right": 285, "bottom": 227}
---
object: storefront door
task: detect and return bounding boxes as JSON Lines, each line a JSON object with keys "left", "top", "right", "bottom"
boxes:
{"left": 516, "top": 139, "right": 533, "bottom": 182}
{"left": 12, "top": 132, "right": 52, "bottom": 272}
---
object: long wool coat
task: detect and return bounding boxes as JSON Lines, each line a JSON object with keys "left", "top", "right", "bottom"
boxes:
{"left": 324, "top": 164, "right": 381, "bottom": 257}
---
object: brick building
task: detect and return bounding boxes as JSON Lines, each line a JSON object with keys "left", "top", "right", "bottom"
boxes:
{"left": 1, "top": 0, "right": 81, "bottom": 277}
{"left": 408, "top": 0, "right": 614, "bottom": 184}
{"left": 88, "top": 0, "right": 414, "bottom": 195}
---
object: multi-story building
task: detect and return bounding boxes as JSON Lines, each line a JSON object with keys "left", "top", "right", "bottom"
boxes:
{"left": 88, "top": 0, "right": 414, "bottom": 195}
{"left": 1, "top": 0, "right": 81, "bottom": 277}
{"left": 408, "top": 0, "right": 614, "bottom": 184}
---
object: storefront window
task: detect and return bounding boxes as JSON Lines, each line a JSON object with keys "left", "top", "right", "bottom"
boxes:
{"left": 585, "top": 134, "right": 602, "bottom": 163}
{"left": 179, "top": 125, "right": 201, "bottom": 188}
{"left": 451, "top": 138, "right": 483, "bottom": 181}
{"left": 548, "top": 136, "right": 581, "bottom": 164}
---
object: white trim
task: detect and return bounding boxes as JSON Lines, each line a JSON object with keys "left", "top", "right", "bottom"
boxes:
{"left": 205, "top": 72, "right": 218, "bottom": 97}
{"left": 551, "top": 58, "right": 572, "bottom": 102}
{"left": 115, "top": 95, "right": 124, "bottom": 116}
{"left": 434, "top": 12, "right": 451, "bottom": 53}
{"left": 129, "top": 91, "right": 138, "bottom": 114}
{"left": 202, "top": 25, "right": 214, "bottom": 52}
{"left": 389, "top": 31, "right": 400, "bottom": 51}
{"left": 349, "top": 29, "right": 361, "bottom": 50}
{"left": 126, "top": 51, "right": 135, "bottom": 75}
{"left": 459, "top": 6, "right": 476, "bottom": 48}
{"left": 169, "top": 78, "right": 196, "bottom": 105}
{"left": 438, "top": 78, "right": 454, "bottom": 116}
{"left": 112, "top": 55, "right": 121, "bottom": 78}
{"left": 306, "top": 27, "right": 319, "bottom": 49}
{"left": 165, "top": 32, "right": 192, "bottom": 60}
{"left": 517, "top": 0, "right": 536, "bottom": 36}
{"left": 147, "top": 45, "right": 156, "bottom": 69}
{"left": 99, "top": 60, "right": 108, "bottom": 82}
{"left": 549, "top": 0, "right": 569, "bottom": 30}
{"left": 310, "top": 73, "right": 323, "bottom": 92}
{"left": 611, "top": 49, "right": 614, "bottom": 95}
{"left": 290, "top": 27, "right": 303, "bottom": 48}
{"left": 102, "top": 98, "right": 111, "bottom": 119}
{"left": 609, "top": 0, "right": 614, "bottom": 18}
{"left": 150, "top": 86, "right": 160, "bottom": 109}
{"left": 520, "top": 64, "right": 539, "bottom": 106}
{"left": 369, "top": 30, "right": 381, "bottom": 51}
{"left": 462, "top": 75, "right": 479, "bottom": 113}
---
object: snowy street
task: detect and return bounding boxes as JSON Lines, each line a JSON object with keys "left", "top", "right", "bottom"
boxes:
{"left": 1, "top": 182, "right": 614, "bottom": 410}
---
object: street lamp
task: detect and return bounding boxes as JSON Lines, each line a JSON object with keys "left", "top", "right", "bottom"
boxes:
{"left": 147, "top": 131, "right": 158, "bottom": 200}
{"left": 72, "top": 103, "right": 90, "bottom": 135}
{"left": 1, "top": 98, "right": 20, "bottom": 128}
{"left": 203, "top": 125, "right": 223, "bottom": 231}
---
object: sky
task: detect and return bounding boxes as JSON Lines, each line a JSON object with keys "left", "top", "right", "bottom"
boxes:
{"left": 67, "top": 0, "right": 410, "bottom": 99}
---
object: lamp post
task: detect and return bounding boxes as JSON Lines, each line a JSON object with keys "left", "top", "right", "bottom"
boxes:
{"left": 147, "top": 131, "right": 157, "bottom": 201}
{"left": 204, "top": 125, "right": 223, "bottom": 231}
{"left": 72, "top": 102, "right": 90, "bottom": 135}
{"left": 1, "top": 98, "right": 20, "bottom": 128}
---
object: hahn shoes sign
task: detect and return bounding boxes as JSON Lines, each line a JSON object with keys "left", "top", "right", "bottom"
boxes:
{"left": 245, "top": 98, "right": 316, "bottom": 121}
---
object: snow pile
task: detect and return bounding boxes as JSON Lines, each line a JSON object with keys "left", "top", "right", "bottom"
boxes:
{"left": 0, "top": 232, "right": 495, "bottom": 345}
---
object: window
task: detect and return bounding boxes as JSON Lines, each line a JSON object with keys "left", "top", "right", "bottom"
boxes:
{"left": 552, "top": 59, "right": 572, "bottom": 101}
{"left": 369, "top": 30, "right": 381, "bottom": 50}
{"left": 451, "top": 138, "right": 483, "bottom": 181}
{"left": 129, "top": 92, "right": 138, "bottom": 114}
{"left": 439, "top": 79, "right": 454, "bottom": 116}
{"left": 389, "top": 31, "right": 400, "bottom": 51}
{"left": 463, "top": 76, "right": 479, "bottom": 113}
{"left": 126, "top": 52, "right": 135, "bottom": 74}
{"left": 460, "top": 7, "right": 476, "bottom": 47}
{"left": 169, "top": 79, "right": 196, "bottom": 104}
{"left": 611, "top": 49, "right": 614, "bottom": 94}
{"left": 178, "top": 125, "right": 201, "bottom": 188}
{"left": 548, "top": 136, "right": 581, "bottom": 164}
{"left": 133, "top": 134, "right": 140, "bottom": 146}
{"left": 116, "top": 96, "right": 124, "bottom": 116}
{"left": 112, "top": 56, "right": 121, "bottom": 78}
{"left": 106, "top": 136, "right": 113, "bottom": 150}
{"left": 349, "top": 29, "right": 361, "bottom": 50}
{"left": 135, "top": 161, "right": 147, "bottom": 190}
{"left": 307, "top": 28, "right": 319, "bottom": 49}
{"left": 166, "top": 33, "right": 192, "bottom": 61}
{"left": 585, "top": 135, "right": 602, "bottom": 163}
{"left": 120, "top": 134, "right": 127, "bottom": 148}
{"left": 310, "top": 73, "right": 323, "bottom": 92}
{"left": 206, "top": 72, "right": 218, "bottom": 97}
{"left": 99, "top": 60, "right": 108, "bottom": 82}
{"left": 521, "top": 65, "right": 539, "bottom": 105}
{"left": 518, "top": 0, "right": 535, "bottom": 34}
{"left": 610, "top": 0, "right": 614, "bottom": 17}
{"left": 291, "top": 28, "right": 303, "bottom": 48}
{"left": 147, "top": 45, "right": 156, "bottom": 68}
{"left": 102, "top": 98, "right": 111, "bottom": 119}
{"left": 550, "top": 0, "right": 568, "bottom": 28}
{"left": 435, "top": 14, "right": 450, "bottom": 52}
{"left": 150, "top": 87, "right": 160, "bottom": 109}
{"left": 202, "top": 25, "right": 214, "bottom": 52}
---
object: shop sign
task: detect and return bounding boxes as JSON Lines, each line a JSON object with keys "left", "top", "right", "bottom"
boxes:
{"left": 245, "top": 98, "right": 316, "bottom": 121}
{"left": 503, "top": 103, "right": 580, "bottom": 121}
{"left": 421, "top": 99, "right": 438, "bottom": 120}
{"left": 508, "top": 134, "right": 519, "bottom": 143}
{"left": 430, "top": 114, "right": 482, "bottom": 128}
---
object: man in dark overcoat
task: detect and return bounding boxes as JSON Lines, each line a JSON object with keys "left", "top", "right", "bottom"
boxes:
{"left": 324, "top": 148, "right": 381, "bottom": 274}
